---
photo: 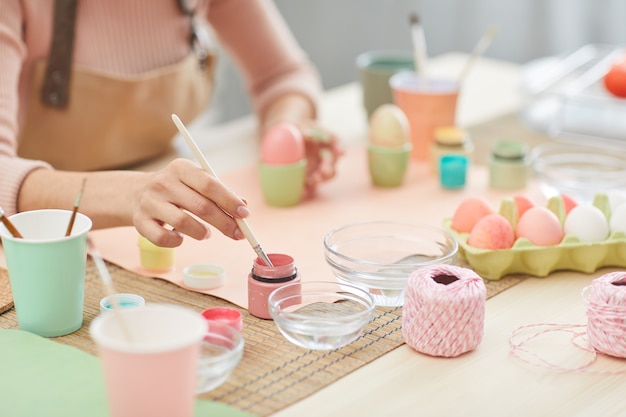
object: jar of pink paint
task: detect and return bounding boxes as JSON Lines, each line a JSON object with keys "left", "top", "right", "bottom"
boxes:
{"left": 248, "top": 253, "right": 300, "bottom": 319}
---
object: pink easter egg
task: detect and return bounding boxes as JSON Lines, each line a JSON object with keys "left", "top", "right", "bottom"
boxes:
{"left": 467, "top": 214, "right": 515, "bottom": 249}
{"left": 516, "top": 206, "right": 564, "bottom": 246}
{"left": 260, "top": 123, "right": 305, "bottom": 165}
{"left": 451, "top": 196, "right": 495, "bottom": 233}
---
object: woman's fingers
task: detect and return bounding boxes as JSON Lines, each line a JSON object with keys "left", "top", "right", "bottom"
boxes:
{"left": 133, "top": 159, "right": 249, "bottom": 246}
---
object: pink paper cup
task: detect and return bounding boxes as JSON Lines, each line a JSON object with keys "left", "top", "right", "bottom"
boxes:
{"left": 90, "top": 304, "right": 206, "bottom": 417}
{"left": 390, "top": 72, "right": 459, "bottom": 161}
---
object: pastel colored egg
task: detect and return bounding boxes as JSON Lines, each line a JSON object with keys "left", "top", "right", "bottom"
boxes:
{"left": 561, "top": 194, "right": 578, "bottom": 214}
{"left": 607, "top": 190, "right": 626, "bottom": 214}
{"left": 610, "top": 203, "right": 626, "bottom": 234}
{"left": 564, "top": 205, "right": 610, "bottom": 242}
{"left": 516, "top": 206, "right": 564, "bottom": 246}
{"left": 260, "top": 123, "right": 305, "bottom": 165}
{"left": 369, "top": 104, "right": 410, "bottom": 147}
{"left": 467, "top": 214, "right": 515, "bottom": 249}
{"left": 512, "top": 195, "right": 534, "bottom": 219}
{"left": 451, "top": 196, "right": 495, "bottom": 233}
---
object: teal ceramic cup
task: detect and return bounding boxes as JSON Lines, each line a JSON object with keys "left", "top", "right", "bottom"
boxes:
{"left": 259, "top": 160, "right": 307, "bottom": 207}
{"left": 0, "top": 209, "right": 92, "bottom": 337}
{"left": 368, "top": 144, "right": 411, "bottom": 187}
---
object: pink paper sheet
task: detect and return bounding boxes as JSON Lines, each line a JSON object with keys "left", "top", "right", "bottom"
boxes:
{"left": 89, "top": 147, "right": 544, "bottom": 308}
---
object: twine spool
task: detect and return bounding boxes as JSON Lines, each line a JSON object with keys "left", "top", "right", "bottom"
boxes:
{"left": 402, "top": 264, "right": 486, "bottom": 357}
{"left": 509, "top": 271, "right": 626, "bottom": 373}
{"left": 584, "top": 271, "right": 626, "bottom": 358}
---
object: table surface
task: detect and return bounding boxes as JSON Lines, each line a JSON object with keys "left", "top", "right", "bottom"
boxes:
{"left": 3, "top": 53, "right": 626, "bottom": 417}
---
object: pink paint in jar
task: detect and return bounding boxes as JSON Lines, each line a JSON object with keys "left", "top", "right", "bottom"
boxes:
{"left": 248, "top": 253, "right": 300, "bottom": 319}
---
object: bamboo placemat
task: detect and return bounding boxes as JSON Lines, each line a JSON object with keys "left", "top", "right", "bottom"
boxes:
{"left": 0, "top": 269, "right": 13, "bottom": 314}
{"left": 0, "top": 261, "right": 523, "bottom": 416}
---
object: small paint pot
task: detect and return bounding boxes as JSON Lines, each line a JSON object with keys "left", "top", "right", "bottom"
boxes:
{"left": 183, "top": 264, "right": 225, "bottom": 290}
{"left": 439, "top": 154, "right": 468, "bottom": 189}
{"left": 201, "top": 307, "right": 243, "bottom": 332}
{"left": 138, "top": 235, "right": 175, "bottom": 272}
{"left": 100, "top": 293, "right": 145, "bottom": 314}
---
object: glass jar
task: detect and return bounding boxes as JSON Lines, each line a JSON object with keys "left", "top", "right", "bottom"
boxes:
{"left": 248, "top": 253, "right": 300, "bottom": 319}
{"left": 489, "top": 140, "right": 530, "bottom": 189}
{"left": 431, "top": 126, "right": 474, "bottom": 174}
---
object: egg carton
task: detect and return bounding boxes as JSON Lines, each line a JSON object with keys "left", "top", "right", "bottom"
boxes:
{"left": 443, "top": 194, "right": 626, "bottom": 280}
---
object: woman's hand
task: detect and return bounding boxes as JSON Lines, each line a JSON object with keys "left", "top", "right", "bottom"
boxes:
{"left": 297, "top": 122, "right": 344, "bottom": 198}
{"left": 132, "top": 158, "right": 250, "bottom": 247}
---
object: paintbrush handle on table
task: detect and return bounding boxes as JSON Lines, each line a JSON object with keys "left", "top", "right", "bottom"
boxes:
{"left": 171, "top": 114, "right": 274, "bottom": 267}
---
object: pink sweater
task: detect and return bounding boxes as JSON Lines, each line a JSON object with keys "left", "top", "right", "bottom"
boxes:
{"left": 0, "top": 0, "right": 321, "bottom": 215}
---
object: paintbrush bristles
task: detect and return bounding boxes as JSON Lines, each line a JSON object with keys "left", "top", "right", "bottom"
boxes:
{"left": 409, "top": 12, "right": 428, "bottom": 84}
{"left": 0, "top": 207, "right": 23, "bottom": 238}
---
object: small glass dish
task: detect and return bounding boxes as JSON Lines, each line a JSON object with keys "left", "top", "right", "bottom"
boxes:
{"left": 196, "top": 320, "right": 244, "bottom": 393}
{"left": 324, "top": 221, "right": 458, "bottom": 306}
{"left": 268, "top": 281, "right": 375, "bottom": 350}
{"left": 531, "top": 141, "right": 626, "bottom": 203}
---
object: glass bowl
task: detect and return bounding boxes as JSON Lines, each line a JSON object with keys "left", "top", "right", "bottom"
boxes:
{"left": 324, "top": 221, "right": 458, "bottom": 306}
{"left": 196, "top": 320, "right": 244, "bottom": 393}
{"left": 268, "top": 281, "right": 375, "bottom": 350}
{"left": 531, "top": 141, "right": 626, "bottom": 203}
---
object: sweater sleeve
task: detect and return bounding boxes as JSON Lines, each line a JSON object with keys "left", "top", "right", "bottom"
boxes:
{"left": 206, "top": 0, "right": 322, "bottom": 119}
{"left": 0, "top": 0, "right": 52, "bottom": 216}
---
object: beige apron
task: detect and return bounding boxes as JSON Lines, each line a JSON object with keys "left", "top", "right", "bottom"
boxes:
{"left": 18, "top": 0, "right": 215, "bottom": 171}
{"left": 19, "top": 55, "right": 215, "bottom": 171}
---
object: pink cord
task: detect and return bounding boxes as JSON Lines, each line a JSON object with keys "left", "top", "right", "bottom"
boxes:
{"left": 402, "top": 264, "right": 486, "bottom": 357}
{"left": 509, "top": 271, "right": 626, "bottom": 374}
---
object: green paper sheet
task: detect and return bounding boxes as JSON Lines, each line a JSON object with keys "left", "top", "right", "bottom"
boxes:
{"left": 0, "top": 329, "right": 255, "bottom": 417}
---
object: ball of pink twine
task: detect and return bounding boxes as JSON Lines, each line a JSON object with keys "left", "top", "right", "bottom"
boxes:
{"left": 402, "top": 264, "right": 486, "bottom": 357}
{"left": 584, "top": 271, "right": 626, "bottom": 358}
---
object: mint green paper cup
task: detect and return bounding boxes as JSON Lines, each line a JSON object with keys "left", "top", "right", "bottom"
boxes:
{"left": 368, "top": 144, "right": 411, "bottom": 187}
{"left": 259, "top": 160, "right": 306, "bottom": 207}
{"left": 0, "top": 209, "right": 92, "bottom": 337}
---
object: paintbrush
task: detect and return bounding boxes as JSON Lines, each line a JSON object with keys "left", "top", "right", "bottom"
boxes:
{"left": 458, "top": 25, "right": 499, "bottom": 84}
{"left": 0, "top": 207, "right": 23, "bottom": 238}
{"left": 88, "top": 238, "right": 134, "bottom": 343}
{"left": 65, "top": 177, "right": 87, "bottom": 237}
{"left": 409, "top": 12, "right": 428, "bottom": 86}
{"left": 171, "top": 114, "right": 274, "bottom": 267}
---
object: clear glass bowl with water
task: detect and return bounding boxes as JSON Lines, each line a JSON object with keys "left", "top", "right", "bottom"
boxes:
{"left": 324, "top": 221, "right": 458, "bottom": 306}
{"left": 268, "top": 281, "right": 375, "bottom": 350}
{"left": 196, "top": 320, "right": 244, "bottom": 393}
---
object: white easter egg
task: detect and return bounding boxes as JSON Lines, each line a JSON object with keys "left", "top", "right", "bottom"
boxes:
{"left": 609, "top": 203, "right": 626, "bottom": 234}
{"left": 607, "top": 190, "right": 626, "bottom": 214}
{"left": 564, "top": 205, "right": 610, "bottom": 242}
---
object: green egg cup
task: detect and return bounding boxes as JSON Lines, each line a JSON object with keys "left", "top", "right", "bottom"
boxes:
{"left": 367, "top": 144, "right": 411, "bottom": 187}
{"left": 259, "top": 160, "right": 307, "bottom": 207}
{"left": 443, "top": 193, "right": 626, "bottom": 280}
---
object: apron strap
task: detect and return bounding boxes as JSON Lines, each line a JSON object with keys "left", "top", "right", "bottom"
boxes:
{"left": 40, "top": 0, "right": 79, "bottom": 108}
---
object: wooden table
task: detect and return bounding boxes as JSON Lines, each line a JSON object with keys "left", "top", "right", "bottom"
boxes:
{"left": 3, "top": 53, "right": 626, "bottom": 417}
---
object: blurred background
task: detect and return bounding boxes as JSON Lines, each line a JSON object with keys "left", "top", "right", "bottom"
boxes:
{"left": 207, "top": 0, "right": 626, "bottom": 124}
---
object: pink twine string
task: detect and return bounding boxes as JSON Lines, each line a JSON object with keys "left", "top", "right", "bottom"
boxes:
{"left": 402, "top": 264, "right": 486, "bottom": 358}
{"left": 509, "top": 271, "right": 626, "bottom": 374}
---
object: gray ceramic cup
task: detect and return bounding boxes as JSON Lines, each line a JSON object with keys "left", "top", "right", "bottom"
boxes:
{"left": 356, "top": 50, "right": 415, "bottom": 119}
